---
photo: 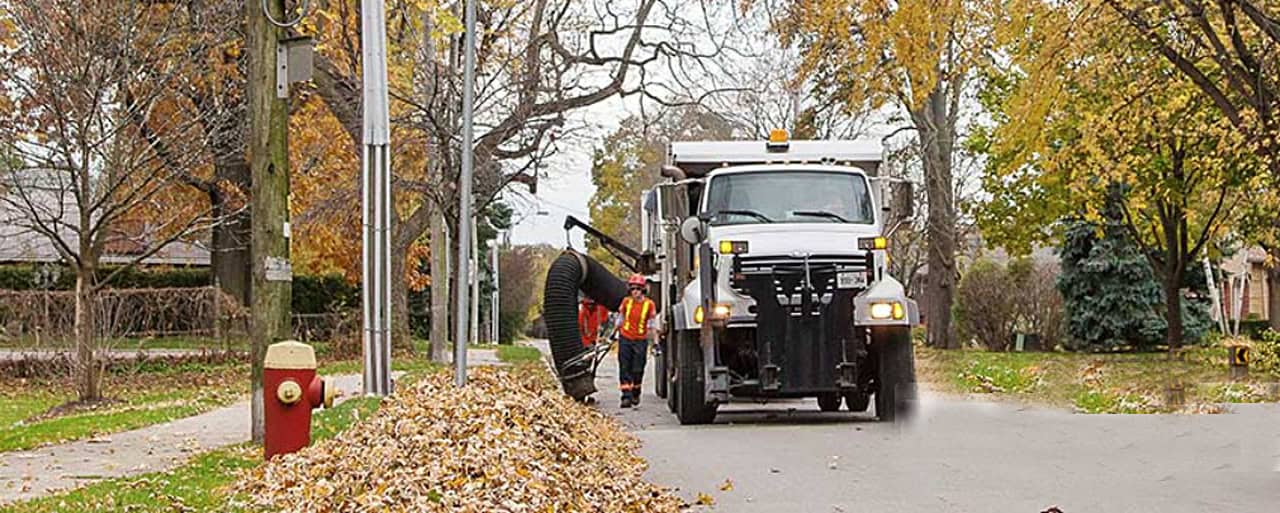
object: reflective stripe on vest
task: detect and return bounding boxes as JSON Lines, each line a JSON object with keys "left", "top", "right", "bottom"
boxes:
{"left": 622, "top": 298, "right": 652, "bottom": 337}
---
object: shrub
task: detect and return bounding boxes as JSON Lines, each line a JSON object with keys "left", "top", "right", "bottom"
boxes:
{"left": 291, "top": 274, "right": 359, "bottom": 314}
{"left": 955, "top": 260, "right": 1018, "bottom": 350}
{"left": 955, "top": 258, "right": 1065, "bottom": 350}
{"left": 1253, "top": 330, "right": 1280, "bottom": 378}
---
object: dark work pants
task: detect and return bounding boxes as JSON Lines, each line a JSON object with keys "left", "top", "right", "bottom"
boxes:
{"left": 618, "top": 336, "right": 648, "bottom": 399}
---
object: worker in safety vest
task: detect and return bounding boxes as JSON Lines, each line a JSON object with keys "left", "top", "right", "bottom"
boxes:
{"left": 616, "top": 274, "right": 656, "bottom": 408}
{"left": 577, "top": 297, "right": 610, "bottom": 348}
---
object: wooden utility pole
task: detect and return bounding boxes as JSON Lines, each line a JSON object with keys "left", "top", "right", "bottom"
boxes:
{"left": 247, "top": 0, "right": 292, "bottom": 442}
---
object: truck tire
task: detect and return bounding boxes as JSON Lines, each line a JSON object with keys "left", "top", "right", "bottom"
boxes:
{"left": 844, "top": 392, "right": 870, "bottom": 412}
{"left": 654, "top": 339, "right": 668, "bottom": 399}
{"left": 676, "top": 330, "right": 717, "bottom": 424}
{"left": 816, "top": 393, "right": 842, "bottom": 412}
{"left": 872, "top": 326, "right": 917, "bottom": 422}
{"left": 666, "top": 337, "right": 679, "bottom": 413}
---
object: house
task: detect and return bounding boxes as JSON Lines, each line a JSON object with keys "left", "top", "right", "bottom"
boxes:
{"left": 1217, "top": 247, "right": 1269, "bottom": 322}
{"left": 0, "top": 171, "right": 210, "bottom": 268}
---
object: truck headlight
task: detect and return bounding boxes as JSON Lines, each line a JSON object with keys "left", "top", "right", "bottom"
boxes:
{"left": 869, "top": 301, "right": 904, "bottom": 320}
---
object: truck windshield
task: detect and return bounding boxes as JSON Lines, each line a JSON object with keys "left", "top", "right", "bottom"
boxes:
{"left": 704, "top": 171, "right": 874, "bottom": 226}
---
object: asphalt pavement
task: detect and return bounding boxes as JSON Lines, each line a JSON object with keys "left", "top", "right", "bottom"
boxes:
{"left": 583, "top": 345, "right": 1280, "bottom": 513}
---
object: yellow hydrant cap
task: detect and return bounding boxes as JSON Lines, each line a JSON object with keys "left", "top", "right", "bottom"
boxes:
{"left": 277, "top": 380, "right": 303, "bottom": 404}
{"left": 264, "top": 340, "right": 317, "bottom": 370}
{"left": 322, "top": 377, "right": 337, "bottom": 409}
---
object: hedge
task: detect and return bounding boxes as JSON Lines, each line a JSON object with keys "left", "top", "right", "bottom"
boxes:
{"left": 0, "top": 264, "right": 356, "bottom": 314}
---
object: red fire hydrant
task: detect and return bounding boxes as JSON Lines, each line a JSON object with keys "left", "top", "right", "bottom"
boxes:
{"left": 264, "top": 340, "right": 335, "bottom": 459}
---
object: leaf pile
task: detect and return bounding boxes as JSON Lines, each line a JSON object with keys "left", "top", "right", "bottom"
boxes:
{"left": 233, "top": 367, "right": 682, "bottom": 512}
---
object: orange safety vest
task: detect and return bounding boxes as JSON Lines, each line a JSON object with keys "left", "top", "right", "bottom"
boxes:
{"left": 578, "top": 303, "right": 609, "bottom": 347}
{"left": 619, "top": 296, "right": 655, "bottom": 340}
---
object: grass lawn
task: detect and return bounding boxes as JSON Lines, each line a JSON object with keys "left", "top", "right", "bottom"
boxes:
{"left": 0, "top": 363, "right": 246, "bottom": 453}
{"left": 0, "top": 336, "right": 247, "bottom": 352}
{"left": 0, "top": 362, "right": 541, "bottom": 513}
{"left": 916, "top": 344, "right": 1280, "bottom": 413}
{"left": 0, "top": 396, "right": 383, "bottom": 513}
{"left": 316, "top": 355, "right": 442, "bottom": 375}
{"left": 0, "top": 336, "right": 534, "bottom": 455}
{"left": 496, "top": 344, "right": 542, "bottom": 363}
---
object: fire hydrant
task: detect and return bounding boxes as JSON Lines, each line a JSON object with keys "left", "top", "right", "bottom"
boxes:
{"left": 264, "top": 340, "right": 335, "bottom": 459}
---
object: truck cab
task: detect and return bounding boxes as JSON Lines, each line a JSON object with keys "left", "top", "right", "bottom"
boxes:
{"left": 645, "top": 133, "right": 919, "bottom": 424}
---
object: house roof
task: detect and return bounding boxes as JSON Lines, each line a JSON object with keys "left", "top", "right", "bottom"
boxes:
{"left": 0, "top": 172, "right": 210, "bottom": 267}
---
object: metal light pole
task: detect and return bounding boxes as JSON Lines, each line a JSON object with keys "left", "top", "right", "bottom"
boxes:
{"left": 454, "top": 0, "right": 477, "bottom": 387}
{"left": 490, "top": 237, "right": 500, "bottom": 343}
{"left": 360, "top": 0, "right": 392, "bottom": 395}
{"left": 470, "top": 216, "right": 480, "bottom": 345}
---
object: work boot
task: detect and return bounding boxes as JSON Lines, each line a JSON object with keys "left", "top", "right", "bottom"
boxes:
{"left": 620, "top": 396, "right": 634, "bottom": 408}
{"left": 631, "top": 392, "right": 641, "bottom": 406}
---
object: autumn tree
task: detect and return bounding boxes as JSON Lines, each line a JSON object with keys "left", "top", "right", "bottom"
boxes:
{"left": 306, "top": 0, "right": 724, "bottom": 358}
{"left": 587, "top": 108, "right": 734, "bottom": 273}
{"left": 1099, "top": 1, "right": 1280, "bottom": 328}
{"left": 1102, "top": 0, "right": 1278, "bottom": 175}
{"left": 774, "top": 0, "right": 997, "bottom": 348}
{"left": 0, "top": 1, "right": 236, "bottom": 400}
{"left": 979, "top": 2, "right": 1258, "bottom": 351}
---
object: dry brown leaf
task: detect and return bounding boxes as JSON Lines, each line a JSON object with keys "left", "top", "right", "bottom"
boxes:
{"left": 719, "top": 478, "right": 733, "bottom": 491}
{"left": 695, "top": 492, "right": 716, "bottom": 506}
{"left": 232, "top": 367, "right": 682, "bottom": 512}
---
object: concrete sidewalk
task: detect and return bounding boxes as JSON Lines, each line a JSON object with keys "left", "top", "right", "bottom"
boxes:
{"left": 0, "top": 348, "right": 501, "bottom": 504}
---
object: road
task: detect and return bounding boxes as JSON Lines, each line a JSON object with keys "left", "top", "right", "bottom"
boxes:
{"left": 583, "top": 346, "right": 1280, "bottom": 513}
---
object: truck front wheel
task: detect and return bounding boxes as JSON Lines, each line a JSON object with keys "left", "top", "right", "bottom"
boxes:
{"left": 816, "top": 393, "right": 842, "bottom": 412}
{"left": 844, "top": 392, "right": 870, "bottom": 412}
{"left": 871, "top": 326, "right": 917, "bottom": 422}
{"left": 675, "top": 330, "right": 717, "bottom": 424}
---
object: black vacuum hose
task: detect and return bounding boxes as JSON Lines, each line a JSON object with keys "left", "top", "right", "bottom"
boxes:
{"left": 543, "top": 250, "right": 628, "bottom": 400}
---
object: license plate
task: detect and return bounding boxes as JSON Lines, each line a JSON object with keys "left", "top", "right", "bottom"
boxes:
{"left": 837, "top": 271, "right": 867, "bottom": 289}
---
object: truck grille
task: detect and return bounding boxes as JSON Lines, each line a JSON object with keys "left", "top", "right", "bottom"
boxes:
{"left": 730, "top": 254, "right": 870, "bottom": 316}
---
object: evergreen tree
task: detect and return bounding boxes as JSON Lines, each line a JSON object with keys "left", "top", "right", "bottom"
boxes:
{"left": 1057, "top": 194, "right": 1165, "bottom": 350}
{"left": 1056, "top": 194, "right": 1213, "bottom": 351}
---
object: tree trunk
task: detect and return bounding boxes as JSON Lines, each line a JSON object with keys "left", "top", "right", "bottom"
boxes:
{"left": 389, "top": 233, "right": 413, "bottom": 352}
{"left": 1267, "top": 255, "right": 1280, "bottom": 332}
{"left": 917, "top": 87, "right": 957, "bottom": 349}
{"left": 247, "top": 0, "right": 291, "bottom": 444}
{"left": 1164, "top": 270, "right": 1184, "bottom": 355}
{"left": 74, "top": 270, "right": 100, "bottom": 401}
{"left": 430, "top": 207, "right": 451, "bottom": 361}
{"left": 210, "top": 157, "right": 251, "bottom": 306}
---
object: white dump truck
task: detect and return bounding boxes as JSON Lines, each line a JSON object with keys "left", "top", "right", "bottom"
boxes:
{"left": 640, "top": 131, "right": 920, "bottom": 424}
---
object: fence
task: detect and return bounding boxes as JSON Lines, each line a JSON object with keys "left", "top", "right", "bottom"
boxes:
{"left": 0, "top": 287, "right": 249, "bottom": 342}
{"left": 0, "top": 286, "right": 361, "bottom": 353}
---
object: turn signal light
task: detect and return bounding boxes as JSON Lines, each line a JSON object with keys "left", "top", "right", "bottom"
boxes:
{"left": 718, "top": 240, "right": 749, "bottom": 255}
{"left": 858, "top": 236, "right": 888, "bottom": 250}
{"left": 694, "top": 304, "right": 732, "bottom": 323}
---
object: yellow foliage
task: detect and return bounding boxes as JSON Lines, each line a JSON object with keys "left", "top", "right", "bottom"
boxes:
{"left": 777, "top": 0, "right": 994, "bottom": 113}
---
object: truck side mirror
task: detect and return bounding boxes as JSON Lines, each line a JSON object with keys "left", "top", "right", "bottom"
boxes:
{"left": 680, "top": 217, "right": 705, "bottom": 244}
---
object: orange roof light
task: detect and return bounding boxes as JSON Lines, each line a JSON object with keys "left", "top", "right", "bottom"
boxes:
{"left": 767, "top": 129, "right": 790, "bottom": 152}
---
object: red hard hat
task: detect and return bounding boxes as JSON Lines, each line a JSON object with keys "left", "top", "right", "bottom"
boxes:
{"left": 627, "top": 274, "right": 646, "bottom": 287}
